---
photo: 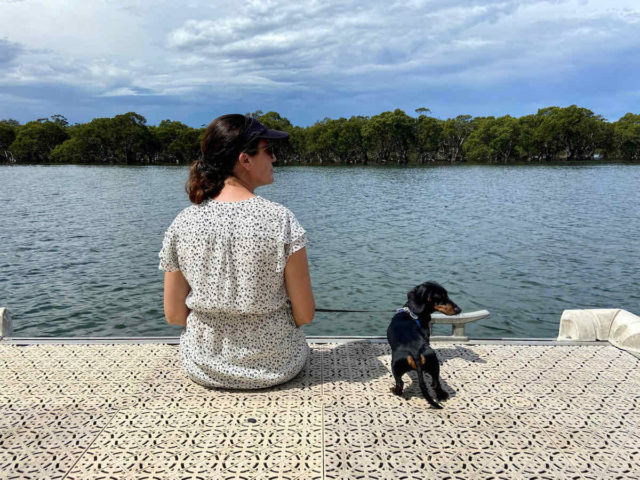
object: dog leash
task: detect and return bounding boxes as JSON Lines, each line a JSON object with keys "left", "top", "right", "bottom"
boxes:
{"left": 314, "top": 308, "right": 395, "bottom": 313}
{"left": 315, "top": 307, "right": 422, "bottom": 329}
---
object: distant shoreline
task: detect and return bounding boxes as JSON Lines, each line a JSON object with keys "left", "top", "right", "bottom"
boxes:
{"left": 2, "top": 107, "right": 639, "bottom": 166}
{"left": 2, "top": 158, "right": 638, "bottom": 168}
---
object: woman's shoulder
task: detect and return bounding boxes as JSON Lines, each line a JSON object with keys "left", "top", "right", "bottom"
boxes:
{"left": 254, "top": 195, "right": 288, "bottom": 212}
{"left": 178, "top": 203, "right": 202, "bottom": 219}
{"left": 165, "top": 203, "right": 204, "bottom": 230}
{"left": 253, "top": 196, "right": 300, "bottom": 221}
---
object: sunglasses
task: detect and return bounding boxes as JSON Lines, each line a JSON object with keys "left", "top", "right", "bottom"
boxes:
{"left": 256, "top": 144, "right": 276, "bottom": 157}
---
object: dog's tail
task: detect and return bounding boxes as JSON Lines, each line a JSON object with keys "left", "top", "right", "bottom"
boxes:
{"left": 409, "top": 355, "right": 443, "bottom": 409}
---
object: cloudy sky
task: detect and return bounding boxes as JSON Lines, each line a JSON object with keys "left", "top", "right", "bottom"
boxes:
{"left": 1, "top": 0, "right": 638, "bottom": 127}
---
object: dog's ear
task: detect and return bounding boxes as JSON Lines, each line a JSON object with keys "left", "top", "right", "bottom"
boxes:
{"left": 426, "top": 282, "right": 446, "bottom": 305}
{"left": 406, "top": 284, "right": 427, "bottom": 315}
{"left": 426, "top": 289, "right": 434, "bottom": 304}
{"left": 427, "top": 289, "right": 442, "bottom": 305}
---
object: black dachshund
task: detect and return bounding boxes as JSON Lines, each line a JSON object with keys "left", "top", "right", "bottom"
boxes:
{"left": 386, "top": 282, "right": 461, "bottom": 408}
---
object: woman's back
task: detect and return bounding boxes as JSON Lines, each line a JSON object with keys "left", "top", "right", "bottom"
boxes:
{"left": 160, "top": 196, "right": 306, "bottom": 316}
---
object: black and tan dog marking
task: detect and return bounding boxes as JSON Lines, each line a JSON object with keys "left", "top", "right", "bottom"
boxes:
{"left": 386, "top": 282, "right": 461, "bottom": 409}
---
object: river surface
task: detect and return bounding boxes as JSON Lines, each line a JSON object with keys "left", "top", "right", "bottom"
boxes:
{"left": 1, "top": 164, "right": 638, "bottom": 338}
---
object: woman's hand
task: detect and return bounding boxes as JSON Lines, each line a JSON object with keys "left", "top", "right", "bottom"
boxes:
{"left": 284, "top": 247, "right": 315, "bottom": 327}
{"left": 163, "top": 270, "right": 191, "bottom": 327}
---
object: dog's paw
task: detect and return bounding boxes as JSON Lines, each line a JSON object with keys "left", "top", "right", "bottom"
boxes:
{"left": 436, "top": 389, "right": 449, "bottom": 401}
{"left": 390, "top": 385, "right": 403, "bottom": 396}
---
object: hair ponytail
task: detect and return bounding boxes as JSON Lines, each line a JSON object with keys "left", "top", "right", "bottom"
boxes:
{"left": 186, "top": 156, "right": 226, "bottom": 204}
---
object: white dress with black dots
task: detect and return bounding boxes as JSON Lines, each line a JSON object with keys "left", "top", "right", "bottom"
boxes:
{"left": 158, "top": 196, "right": 310, "bottom": 389}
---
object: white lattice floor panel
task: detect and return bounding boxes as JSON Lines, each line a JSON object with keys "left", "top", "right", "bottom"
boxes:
{"left": 1, "top": 342, "right": 639, "bottom": 479}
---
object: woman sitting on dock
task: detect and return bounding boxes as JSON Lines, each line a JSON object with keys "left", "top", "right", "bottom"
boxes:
{"left": 159, "top": 114, "right": 314, "bottom": 389}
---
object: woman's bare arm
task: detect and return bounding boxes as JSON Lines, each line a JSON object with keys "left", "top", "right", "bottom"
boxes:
{"left": 163, "top": 270, "right": 191, "bottom": 326}
{"left": 284, "top": 247, "right": 315, "bottom": 327}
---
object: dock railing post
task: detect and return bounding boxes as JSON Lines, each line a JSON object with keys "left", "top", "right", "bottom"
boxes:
{"left": 431, "top": 310, "right": 490, "bottom": 341}
{"left": 452, "top": 324, "right": 465, "bottom": 338}
{"left": 0, "top": 307, "right": 12, "bottom": 340}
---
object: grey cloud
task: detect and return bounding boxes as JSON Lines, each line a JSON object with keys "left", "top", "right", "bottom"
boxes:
{"left": 168, "top": 19, "right": 248, "bottom": 49}
{"left": 100, "top": 85, "right": 157, "bottom": 97}
{"left": 165, "top": 0, "right": 537, "bottom": 74}
{"left": 0, "top": 38, "right": 23, "bottom": 64}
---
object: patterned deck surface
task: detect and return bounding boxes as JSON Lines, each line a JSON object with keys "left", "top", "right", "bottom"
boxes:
{"left": 0, "top": 341, "right": 639, "bottom": 479}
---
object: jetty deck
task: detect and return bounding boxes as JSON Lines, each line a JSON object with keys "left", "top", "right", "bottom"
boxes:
{"left": 1, "top": 339, "right": 639, "bottom": 479}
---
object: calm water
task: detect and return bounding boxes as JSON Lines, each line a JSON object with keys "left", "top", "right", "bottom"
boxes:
{"left": 1, "top": 164, "right": 639, "bottom": 338}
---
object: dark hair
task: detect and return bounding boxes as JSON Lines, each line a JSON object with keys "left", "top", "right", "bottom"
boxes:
{"left": 186, "top": 114, "right": 261, "bottom": 204}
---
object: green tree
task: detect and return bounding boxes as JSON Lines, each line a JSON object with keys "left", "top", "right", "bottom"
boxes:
{"left": 9, "top": 118, "right": 69, "bottom": 163}
{"left": 516, "top": 114, "right": 543, "bottom": 162}
{"left": 0, "top": 119, "right": 19, "bottom": 163}
{"left": 415, "top": 114, "right": 443, "bottom": 163}
{"left": 489, "top": 115, "right": 521, "bottom": 163}
{"left": 530, "top": 106, "right": 608, "bottom": 161}
{"left": 362, "top": 109, "right": 415, "bottom": 164}
{"left": 52, "top": 113, "right": 153, "bottom": 164}
{"left": 246, "top": 110, "right": 264, "bottom": 119}
{"left": 441, "top": 115, "right": 474, "bottom": 163}
{"left": 337, "top": 116, "right": 368, "bottom": 164}
{"left": 305, "top": 116, "right": 368, "bottom": 164}
{"left": 51, "top": 118, "right": 112, "bottom": 164}
{"left": 50, "top": 137, "right": 91, "bottom": 164}
{"left": 150, "top": 120, "right": 201, "bottom": 164}
{"left": 465, "top": 115, "right": 521, "bottom": 163}
{"left": 463, "top": 117, "right": 494, "bottom": 163}
{"left": 256, "top": 111, "right": 293, "bottom": 133}
{"left": 287, "top": 125, "right": 308, "bottom": 164}
{"left": 50, "top": 114, "right": 69, "bottom": 128}
{"left": 109, "top": 112, "right": 153, "bottom": 164}
{"left": 305, "top": 118, "right": 342, "bottom": 164}
{"left": 612, "top": 113, "right": 640, "bottom": 161}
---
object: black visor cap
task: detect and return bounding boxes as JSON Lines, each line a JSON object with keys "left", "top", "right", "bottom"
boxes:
{"left": 242, "top": 118, "right": 289, "bottom": 146}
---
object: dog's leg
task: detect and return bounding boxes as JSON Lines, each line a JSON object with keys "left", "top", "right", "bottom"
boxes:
{"left": 413, "top": 356, "right": 442, "bottom": 409}
{"left": 423, "top": 350, "right": 449, "bottom": 401}
{"left": 434, "top": 378, "right": 449, "bottom": 401}
{"left": 390, "top": 366, "right": 405, "bottom": 397}
{"left": 391, "top": 377, "right": 404, "bottom": 396}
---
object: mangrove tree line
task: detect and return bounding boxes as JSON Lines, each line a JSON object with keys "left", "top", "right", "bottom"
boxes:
{"left": 1, "top": 106, "right": 639, "bottom": 165}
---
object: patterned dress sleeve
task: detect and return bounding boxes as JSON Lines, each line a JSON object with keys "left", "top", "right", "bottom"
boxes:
{"left": 276, "top": 207, "right": 308, "bottom": 272}
{"left": 158, "top": 223, "right": 180, "bottom": 272}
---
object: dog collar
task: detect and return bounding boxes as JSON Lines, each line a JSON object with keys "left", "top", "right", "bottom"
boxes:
{"left": 398, "top": 307, "right": 421, "bottom": 329}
